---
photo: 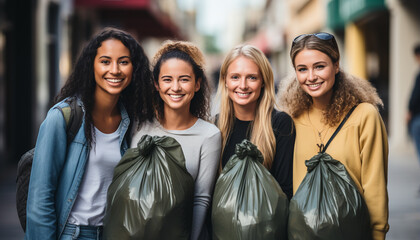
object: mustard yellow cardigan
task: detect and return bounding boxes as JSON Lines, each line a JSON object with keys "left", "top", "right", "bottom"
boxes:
{"left": 292, "top": 103, "right": 389, "bottom": 240}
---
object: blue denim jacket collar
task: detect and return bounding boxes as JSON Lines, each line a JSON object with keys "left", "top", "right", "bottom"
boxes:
{"left": 73, "top": 97, "right": 130, "bottom": 152}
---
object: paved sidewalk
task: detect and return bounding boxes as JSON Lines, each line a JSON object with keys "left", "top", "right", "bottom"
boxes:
{"left": 0, "top": 151, "right": 419, "bottom": 239}
{"left": 0, "top": 162, "right": 24, "bottom": 240}
{"left": 387, "top": 151, "right": 420, "bottom": 240}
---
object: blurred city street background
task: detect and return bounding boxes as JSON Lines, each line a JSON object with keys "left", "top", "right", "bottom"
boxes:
{"left": 1, "top": 0, "right": 420, "bottom": 239}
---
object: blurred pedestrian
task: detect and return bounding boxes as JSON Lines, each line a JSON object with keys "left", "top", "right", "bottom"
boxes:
{"left": 25, "top": 27, "right": 154, "bottom": 240}
{"left": 130, "top": 40, "right": 221, "bottom": 240}
{"left": 407, "top": 43, "right": 420, "bottom": 181}
{"left": 216, "top": 44, "right": 295, "bottom": 199}
{"left": 279, "top": 32, "right": 389, "bottom": 239}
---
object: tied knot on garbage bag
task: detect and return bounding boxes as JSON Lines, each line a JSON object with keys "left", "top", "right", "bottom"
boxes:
{"left": 305, "top": 152, "right": 340, "bottom": 173}
{"left": 137, "top": 135, "right": 155, "bottom": 156}
{"left": 234, "top": 139, "right": 263, "bottom": 163}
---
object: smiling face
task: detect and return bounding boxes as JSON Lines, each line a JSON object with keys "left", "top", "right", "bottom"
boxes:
{"left": 156, "top": 58, "right": 200, "bottom": 114}
{"left": 226, "top": 56, "right": 263, "bottom": 114}
{"left": 94, "top": 39, "right": 133, "bottom": 99}
{"left": 294, "top": 49, "right": 339, "bottom": 108}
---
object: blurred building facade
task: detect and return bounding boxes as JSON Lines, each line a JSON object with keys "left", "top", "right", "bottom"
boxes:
{"left": 239, "top": 0, "right": 420, "bottom": 154}
{"left": 0, "top": 0, "right": 190, "bottom": 165}
{"left": 386, "top": 0, "right": 420, "bottom": 152}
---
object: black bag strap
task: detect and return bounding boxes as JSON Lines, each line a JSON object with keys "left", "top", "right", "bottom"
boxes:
{"left": 321, "top": 105, "right": 357, "bottom": 153}
{"left": 58, "top": 98, "right": 83, "bottom": 144}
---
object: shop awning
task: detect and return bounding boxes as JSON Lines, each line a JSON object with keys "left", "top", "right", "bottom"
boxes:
{"left": 75, "top": 0, "right": 181, "bottom": 39}
{"left": 75, "top": 0, "right": 150, "bottom": 9}
{"left": 328, "top": 0, "right": 386, "bottom": 30}
{"left": 327, "top": 0, "right": 345, "bottom": 30}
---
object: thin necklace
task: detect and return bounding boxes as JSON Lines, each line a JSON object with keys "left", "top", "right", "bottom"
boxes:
{"left": 307, "top": 110, "right": 330, "bottom": 152}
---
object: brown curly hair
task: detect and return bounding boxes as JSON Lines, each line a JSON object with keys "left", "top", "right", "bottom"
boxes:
{"left": 153, "top": 40, "right": 205, "bottom": 70}
{"left": 278, "top": 34, "right": 383, "bottom": 127}
{"left": 152, "top": 40, "right": 210, "bottom": 121}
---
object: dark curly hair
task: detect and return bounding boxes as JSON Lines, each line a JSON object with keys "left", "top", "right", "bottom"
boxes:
{"left": 152, "top": 40, "right": 210, "bottom": 121}
{"left": 55, "top": 27, "right": 154, "bottom": 146}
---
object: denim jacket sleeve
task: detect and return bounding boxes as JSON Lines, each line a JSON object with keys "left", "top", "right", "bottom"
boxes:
{"left": 25, "top": 105, "right": 68, "bottom": 239}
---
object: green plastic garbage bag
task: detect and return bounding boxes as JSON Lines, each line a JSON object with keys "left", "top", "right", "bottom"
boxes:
{"left": 288, "top": 152, "right": 372, "bottom": 240}
{"left": 212, "top": 140, "right": 289, "bottom": 240}
{"left": 103, "top": 135, "right": 194, "bottom": 240}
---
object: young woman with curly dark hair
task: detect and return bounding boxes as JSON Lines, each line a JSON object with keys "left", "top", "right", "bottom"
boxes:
{"left": 25, "top": 27, "right": 154, "bottom": 240}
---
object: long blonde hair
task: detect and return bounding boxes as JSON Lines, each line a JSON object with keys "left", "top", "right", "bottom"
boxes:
{"left": 217, "top": 44, "right": 276, "bottom": 169}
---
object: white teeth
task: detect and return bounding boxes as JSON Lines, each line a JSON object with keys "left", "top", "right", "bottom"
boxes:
{"left": 308, "top": 83, "right": 321, "bottom": 87}
{"left": 237, "top": 92, "right": 250, "bottom": 96}
{"left": 169, "top": 94, "right": 183, "bottom": 99}
{"left": 106, "top": 78, "right": 123, "bottom": 83}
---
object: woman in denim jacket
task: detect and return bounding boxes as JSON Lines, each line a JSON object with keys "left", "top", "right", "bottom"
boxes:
{"left": 25, "top": 27, "right": 154, "bottom": 240}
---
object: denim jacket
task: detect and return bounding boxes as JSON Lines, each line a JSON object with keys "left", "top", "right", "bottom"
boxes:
{"left": 25, "top": 98, "right": 130, "bottom": 240}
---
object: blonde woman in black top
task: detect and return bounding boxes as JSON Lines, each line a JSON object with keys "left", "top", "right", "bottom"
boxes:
{"left": 216, "top": 44, "right": 295, "bottom": 199}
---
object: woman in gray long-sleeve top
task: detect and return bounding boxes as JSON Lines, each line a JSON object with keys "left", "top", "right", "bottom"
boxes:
{"left": 131, "top": 40, "right": 221, "bottom": 240}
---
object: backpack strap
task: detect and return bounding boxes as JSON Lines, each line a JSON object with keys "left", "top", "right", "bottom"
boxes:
{"left": 321, "top": 105, "right": 357, "bottom": 153}
{"left": 57, "top": 98, "right": 83, "bottom": 144}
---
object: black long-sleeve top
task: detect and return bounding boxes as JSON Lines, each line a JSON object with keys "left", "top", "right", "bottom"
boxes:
{"left": 221, "top": 110, "right": 295, "bottom": 200}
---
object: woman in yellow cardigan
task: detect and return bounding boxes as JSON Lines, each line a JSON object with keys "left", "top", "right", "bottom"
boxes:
{"left": 279, "top": 32, "right": 389, "bottom": 239}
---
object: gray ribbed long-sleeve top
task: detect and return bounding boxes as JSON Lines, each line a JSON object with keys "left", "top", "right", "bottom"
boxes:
{"left": 131, "top": 118, "right": 221, "bottom": 240}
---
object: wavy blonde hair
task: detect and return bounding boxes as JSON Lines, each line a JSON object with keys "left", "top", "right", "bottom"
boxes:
{"left": 217, "top": 44, "right": 276, "bottom": 169}
{"left": 278, "top": 34, "right": 383, "bottom": 126}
